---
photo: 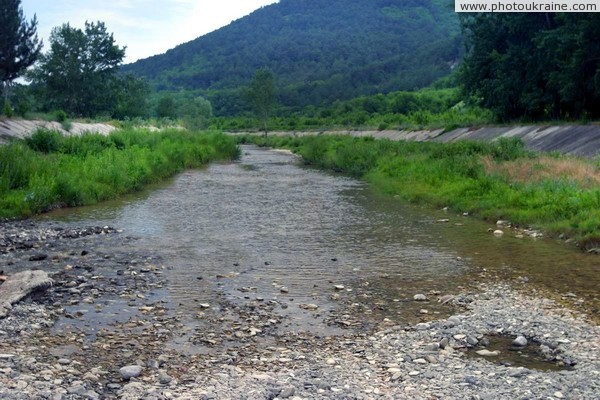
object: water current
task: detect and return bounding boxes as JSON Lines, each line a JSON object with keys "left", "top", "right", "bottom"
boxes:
{"left": 40, "top": 145, "right": 599, "bottom": 338}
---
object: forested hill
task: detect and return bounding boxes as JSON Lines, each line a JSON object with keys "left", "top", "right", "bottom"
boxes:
{"left": 123, "top": 0, "right": 460, "bottom": 115}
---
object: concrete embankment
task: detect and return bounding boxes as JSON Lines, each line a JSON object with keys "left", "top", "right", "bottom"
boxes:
{"left": 238, "top": 124, "right": 600, "bottom": 158}
{"left": 0, "top": 119, "right": 115, "bottom": 144}
{"left": 3, "top": 118, "right": 599, "bottom": 157}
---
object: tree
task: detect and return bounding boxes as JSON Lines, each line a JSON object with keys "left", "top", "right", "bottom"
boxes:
{"left": 155, "top": 94, "right": 177, "bottom": 119}
{"left": 0, "top": 0, "right": 42, "bottom": 103}
{"left": 112, "top": 75, "right": 150, "bottom": 119}
{"left": 181, "top": 96, "right": 213, "bottom": 130}
{"left": 247, "top": 69, "right": 276, "bottom": 136}
{"left": 29, "top": 21, "right": 125, "bottom": 117}
{"left": 460, "top": 14, "right": 600, "bottom": 121}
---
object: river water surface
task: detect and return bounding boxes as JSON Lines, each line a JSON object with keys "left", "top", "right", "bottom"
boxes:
{"left": 40, "top": 146, "right": 599, "bottom": 337}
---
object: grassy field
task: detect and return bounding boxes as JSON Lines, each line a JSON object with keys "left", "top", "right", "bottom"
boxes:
{"left": 0, "top": 128, "right": 239, "bottom": 218}
{"left": 241, "top": 134, "right": 600, "bottom": 251}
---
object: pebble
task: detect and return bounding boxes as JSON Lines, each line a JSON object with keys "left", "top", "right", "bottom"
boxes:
{"left": 119, "top": 365, "right": 143, "bottom": 380}
{"left": 279, "top": 386, "right": 296, "bottom": 398}
{"left": 476, "top": 350, "right": 500, "bottom": 357}
{"left": 493, "top": 230, "right": 504, "bottom": 236}
{"left": 512, "top": 335, "right": 528, "bottom": 347}
{"left": 158, "top": 371, "right": 172, "bottom": 385}
{"left": 413, "top": 294, "right": 428, "bottom": 301}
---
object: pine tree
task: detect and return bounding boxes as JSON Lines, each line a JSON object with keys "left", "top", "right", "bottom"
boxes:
{"left": 0, "top": 0, "right": 42, "bottom": 102}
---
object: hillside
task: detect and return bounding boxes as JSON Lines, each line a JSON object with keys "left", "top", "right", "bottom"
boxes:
{"left": 123, "top": 0, "right": 461, "bottom": 115}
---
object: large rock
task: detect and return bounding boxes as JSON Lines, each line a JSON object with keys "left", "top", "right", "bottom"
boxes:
{"left": 0, "top": 270, "right": 53, "bottom": 318}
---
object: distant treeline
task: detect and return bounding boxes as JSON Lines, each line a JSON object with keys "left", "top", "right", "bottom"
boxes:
{"left": 123, "top": 0, "right": 462, "bottom": 115}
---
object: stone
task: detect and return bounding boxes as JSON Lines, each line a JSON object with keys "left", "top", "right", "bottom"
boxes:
{"left": 158, "top": 371, "right": 172, "bottom": 385}
{"left": 413, "top": 294, "right": 428, "bottom": 301}
{"left": 67, "top": 385, "right": 87, "bottom": 395}
{"left": 476, "top": 350, "right": 499, "bottom": 357}
{"left": 119, "top": 365, "right": 143, "bottom": 380}
{"left": 493, "top": 230, "right": 504, "bottom": 236}
{"left": 279, "top": 386, "right": 296, "bottom": 398}
{"left": 512, "top": 336, "right": 528, "bottom": 347}
{"left": 439, "top": 338, "right": 449, "bottom": 349}
{"left": 467, "top": 336, "right": 479, "bottom": 346}
{"left": 334, "top": 285, "right": 345, "bottom": 291}
{"left": 280, "top": 287, "right": 289, "bottom": 293}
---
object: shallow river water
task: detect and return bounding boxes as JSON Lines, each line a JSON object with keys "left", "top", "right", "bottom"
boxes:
{"left": 40, "top": 145, "right": 599, "bottom": 338}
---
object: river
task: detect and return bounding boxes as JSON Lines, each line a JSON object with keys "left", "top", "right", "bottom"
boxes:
{"left": 39, "top": 145, "right": 599, "bottom": 338}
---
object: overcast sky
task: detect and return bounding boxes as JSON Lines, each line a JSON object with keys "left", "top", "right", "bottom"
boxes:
{"left": 21, "top": 0, "right": 278, "bottom": 63}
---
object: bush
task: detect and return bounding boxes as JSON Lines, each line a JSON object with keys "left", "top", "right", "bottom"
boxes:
{"left": 3, "top": 100, "right": 13, "bottom": 117}
{"left": 25, "top": 129, "right": 63, "bottom": 153}
{"left": 53, "top": 110, "right": 69, "bottom": 123}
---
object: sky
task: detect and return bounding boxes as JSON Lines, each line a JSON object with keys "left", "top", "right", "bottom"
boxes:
{"left": 20, "top": 0, "right": 278, "bottom": 63}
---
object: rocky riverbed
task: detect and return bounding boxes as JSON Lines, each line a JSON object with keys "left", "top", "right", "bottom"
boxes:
{"left": 0, "top": 221, "right": 598, "bottom": 399}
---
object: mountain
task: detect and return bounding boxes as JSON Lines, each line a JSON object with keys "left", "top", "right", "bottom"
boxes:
{"left": 123, "top": 0, "right": 461, "bottom": 115}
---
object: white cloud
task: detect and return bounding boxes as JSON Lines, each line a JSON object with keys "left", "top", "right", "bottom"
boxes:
{"left": 21, "top": 0, "right": 278, "bottom": 62}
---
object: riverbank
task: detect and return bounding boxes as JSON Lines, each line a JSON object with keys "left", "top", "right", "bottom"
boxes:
{"left": 0, "top": 128, "right": 239, "bottom": 218}
{"left": 0, "top": 220, "right": 598, "bottom": 399}
{"left": 230, "top": 123, "right": 600, "bottom": 158}
{"left": 0, "top": 119, "right": 115, "bottom": 144}
{"left": 240, "top": 135, "right": 600, "bottom": 252}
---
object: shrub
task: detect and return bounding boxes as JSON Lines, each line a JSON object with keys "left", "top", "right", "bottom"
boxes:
{"left": 3, "top": 100, "right": 13, "bottom": 117}
{"left": 25, "top": 129, "right": 63, "bottom": 153}
{"left": 53, "top": 110, "right": 69, "bottom": 123}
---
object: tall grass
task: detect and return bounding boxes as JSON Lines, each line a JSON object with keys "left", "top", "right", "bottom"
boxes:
{"left": 243, "top": 134, "right": 600, "bottom": 250}
{"left": 0, "top": 128, "right": 239, "bottom": 218}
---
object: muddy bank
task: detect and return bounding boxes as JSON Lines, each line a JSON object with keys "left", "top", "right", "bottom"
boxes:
{"left": 231, "top": 124, "right": 600, "bottom": 158}
{"left": 0, "top": 220, "right": 599, "bottom": 399}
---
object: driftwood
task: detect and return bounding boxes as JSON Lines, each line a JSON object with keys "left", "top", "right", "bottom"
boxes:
{"left": 0, "top": 270, "right": 53, "bottom": 318}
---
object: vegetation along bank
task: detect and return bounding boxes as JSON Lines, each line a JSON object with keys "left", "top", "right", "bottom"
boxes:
{"left": 241, "top": 134, "right": 600, "bottom": 252}
{"left": 0, "top": 128, "right": 239, "bottom": 218}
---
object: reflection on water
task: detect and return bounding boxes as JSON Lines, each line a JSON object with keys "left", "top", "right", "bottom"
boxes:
{"left": 41, "top": 146, "right": 600, "bottom": 330}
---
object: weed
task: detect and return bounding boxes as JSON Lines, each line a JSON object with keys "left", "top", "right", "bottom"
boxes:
{"left": 0, "top": 128, "right": 239, "bottom": 218}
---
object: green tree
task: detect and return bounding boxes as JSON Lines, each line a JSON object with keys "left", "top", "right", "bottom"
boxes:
{"left": 155, "top": 94, "right": 177, "bottom": 119}
{"left": 181, "top": 96, "right": 213, "bottom": 130}
{"left": 247, "top": 69, "right": 276, "bottom": 136}
{"left": 0, "top": 0, "right": 42, "bottom": 105}
{"left": 30, "top": 21, "right": 125, "bottom": 117}
{"left": 113, "top": 75, "right": 149, "bottom": 119}
{"left": 460, "top": 14, "right": 600, "bottom": 121}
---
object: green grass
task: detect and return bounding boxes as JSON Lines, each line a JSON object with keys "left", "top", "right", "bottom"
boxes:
{"left": 240, "top": 134, "right": 600, "bottom": 250}
{"left": 0, "top": 128, "right": 239, "bottom": 218}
